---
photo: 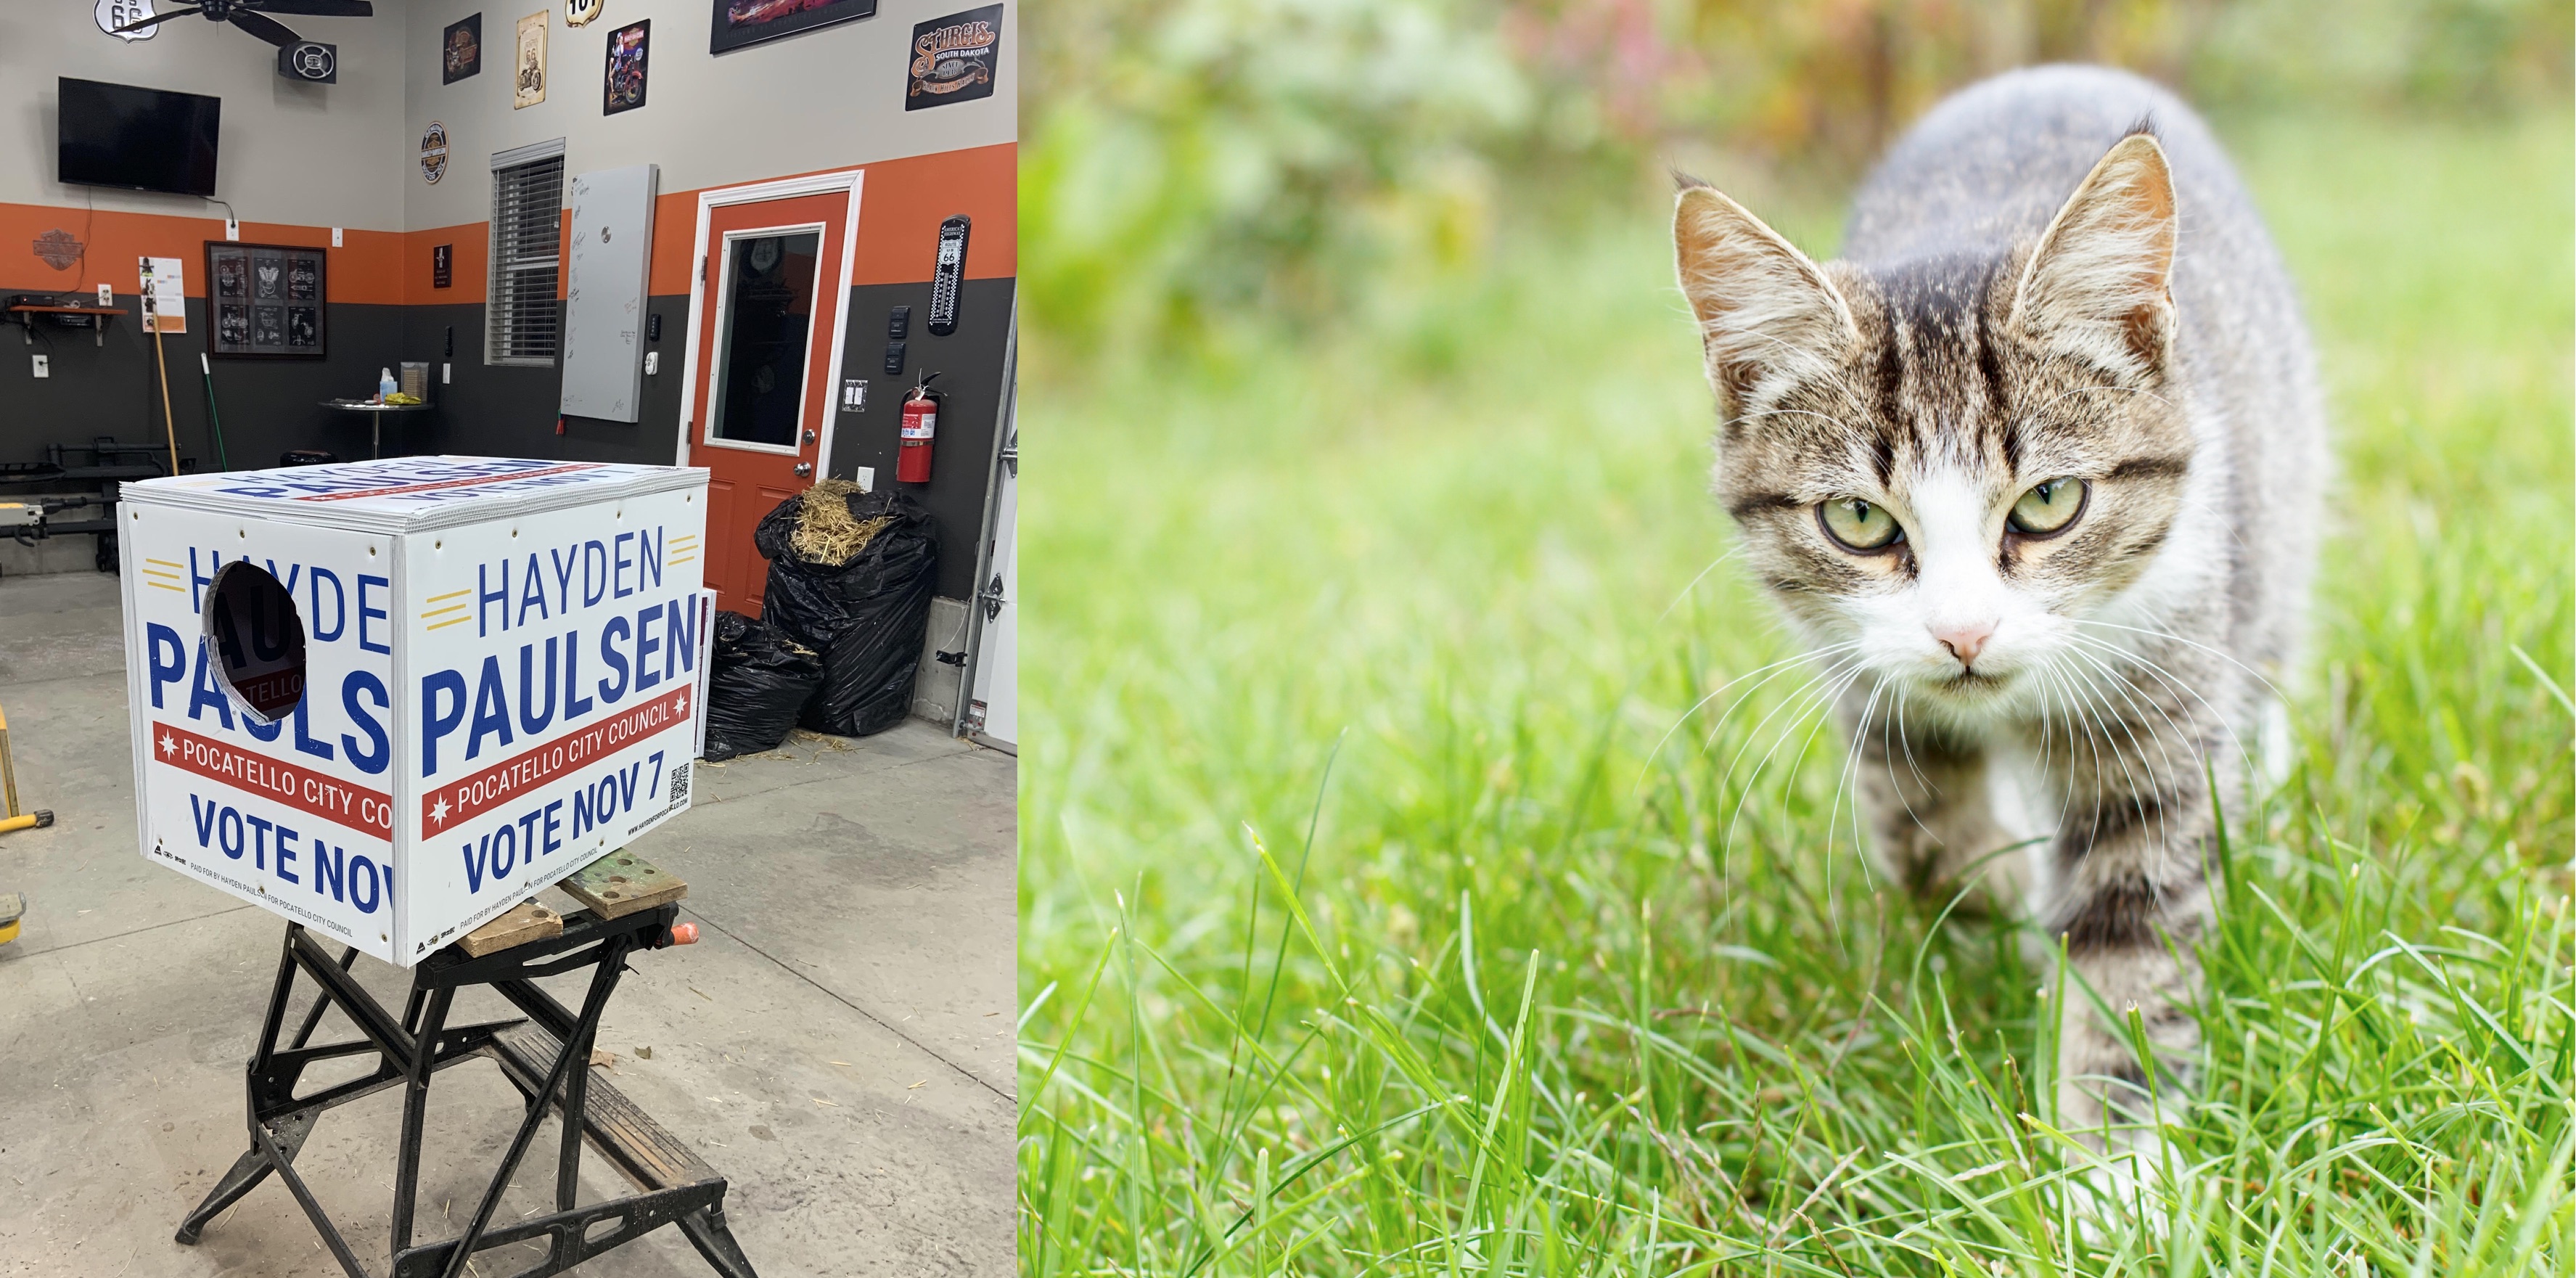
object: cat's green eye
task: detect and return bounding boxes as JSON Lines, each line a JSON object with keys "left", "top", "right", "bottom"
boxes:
{"left": 1819, "top": 496, "right": 1903, "bottom": 551}
{"left": 2009, "top": 478, "right": 2088, "bottom": 536}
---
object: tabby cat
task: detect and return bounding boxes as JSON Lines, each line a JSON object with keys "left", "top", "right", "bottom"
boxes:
{"left": 1669, "top": 65, "right": 2325, "bottom": 1176}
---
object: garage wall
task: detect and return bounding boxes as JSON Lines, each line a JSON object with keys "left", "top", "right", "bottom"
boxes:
{"left": 1, "top": 1, "right": 1017, "bottom": 609}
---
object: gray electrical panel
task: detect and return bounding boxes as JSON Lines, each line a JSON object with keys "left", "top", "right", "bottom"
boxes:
{"left": 559, "top": 163, "right": 658, "bottom": 423}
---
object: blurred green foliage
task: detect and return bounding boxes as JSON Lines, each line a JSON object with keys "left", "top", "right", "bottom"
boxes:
{"left": 1023, "top": 0, "right": 2572, "bottom": 353}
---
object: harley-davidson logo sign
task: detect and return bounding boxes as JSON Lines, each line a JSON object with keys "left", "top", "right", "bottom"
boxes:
{"left": 34, "top": 229, "right": 83, "bottom": 271}
{"left": 905, "top": 4, "right": 1000, "bottom": 110}
{"left": 421, "top": 121, "right": 450, "bottom": 184}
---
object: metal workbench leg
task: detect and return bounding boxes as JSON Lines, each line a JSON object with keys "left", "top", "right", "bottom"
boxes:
{"left": 391, "top": 983, "right": 455, "bottom": 1254}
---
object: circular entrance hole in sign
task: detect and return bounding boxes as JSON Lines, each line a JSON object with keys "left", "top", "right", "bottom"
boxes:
{"left": 202, "top": 560, "right": 308, "bottom": 724}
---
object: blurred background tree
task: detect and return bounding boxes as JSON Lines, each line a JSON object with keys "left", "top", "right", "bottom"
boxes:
{"left": 1022, "top": 0, "right": 2569, "bottom": 358}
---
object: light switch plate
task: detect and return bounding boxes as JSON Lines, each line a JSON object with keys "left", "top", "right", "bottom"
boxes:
{"left": 441, "top": 362, "right": 451, "bottom": 385}
{"left": 853, "top": 467, "right": 874, "bottom": 492}
{"left": 841, "top": 378, "right": 866, "bottom": 411}
{"left": 331, "top": 227, "right": 343, "bottom": 247}
{"left": 31, "top": 355, "right": 49, "bottom": 378}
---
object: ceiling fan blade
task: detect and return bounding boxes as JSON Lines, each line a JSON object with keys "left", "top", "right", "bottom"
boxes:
{"left": 111, "top": 6, "right": 205, "bottom": 33}
{"left": 228, "top": 7, "right": 303, "bottom": 44}
{"left": 247, "top": 1, "right": 374, "bottom": 16}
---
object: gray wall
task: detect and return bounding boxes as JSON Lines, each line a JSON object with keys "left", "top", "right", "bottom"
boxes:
{"left": 0, "top": 2, "right": 406, "bottom": 224}
{"left": 401, "top": 0, "right": 1015, "bottom": 234}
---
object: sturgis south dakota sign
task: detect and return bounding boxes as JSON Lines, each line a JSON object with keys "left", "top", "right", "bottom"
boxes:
{"left": 906, "top": 4, "right": 1000, "bottom": 110}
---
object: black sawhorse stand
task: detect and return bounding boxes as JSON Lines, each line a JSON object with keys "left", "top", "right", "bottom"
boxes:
{"left": 176, "top": 907, "right": 759, "bottom": 1278}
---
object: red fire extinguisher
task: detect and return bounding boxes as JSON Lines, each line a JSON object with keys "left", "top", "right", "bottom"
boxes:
{"left": 897, "top": 372, "right": 942, "bottom": 484}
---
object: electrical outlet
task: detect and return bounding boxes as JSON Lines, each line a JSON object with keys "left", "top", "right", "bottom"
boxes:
{"left": 442, "top": 362, "right": 451, "bottom": 385}
{"left": 331, "top": 227, "right": 343, "bottom": 248}
{"left": 853, "top": 467, "right": 874, "bottom": 492}
{"left": 31, "top": 355, "right": 48, "bottom": 378}
{"left": 225, "top": 217, "right": 239, "bottom": 240}
{"left": 97, "top": 284, "right": 114, "bottom": 306}
{"left": 643, "top": 351, "right": 660, "bottom": 375}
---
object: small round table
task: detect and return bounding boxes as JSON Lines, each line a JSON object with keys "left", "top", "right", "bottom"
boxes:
{"left": 318, "top": 399, "right": 433, "bottom": 459}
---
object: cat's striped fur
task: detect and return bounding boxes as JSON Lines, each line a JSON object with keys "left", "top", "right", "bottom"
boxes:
{"left": 1671, "top": 65, "right": 2325, "bottom": 1167}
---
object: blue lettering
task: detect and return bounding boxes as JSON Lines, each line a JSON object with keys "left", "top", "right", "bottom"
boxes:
{"left": 665, "top": 601, "right": 694, "bottom": 678}
{"left": 358, "top": 574, "right": 392, "bottom": 654}
{"left": 190, "top": 795, "right": 220, "bottom": 846}
{"left": 517, "top": 552, "right": 548, "bottom": 626}
{"left": 219, "top": 808, "right": 244, "bottom": 859}
{"left": 147, "top": 623, "right": 186, "bottom": 708}
{"left": 597, "top": 618, "right": 631, "bottom": 703}
{"left": 477, "top": 559, "right": 510, "bottom": 636}
{"left": 314, "top": 841, "right": 345, "bottom": 902}
{"left": 342, "top": 671, "right": 391, "bottom": 775}
{"left": 583, "top": 541, "right": 609, "bottom": 607}
{"left": 187, "top": 643, "right": 237, "bottom": 730}
{"left": 635, "top": 604, "right": 663, "bottom": 692}
{"left": 467, "top": 655, "right": 514, "bottom": 762}
{"left": 291, "top": 699, "right": 335, "bottom": 762}
{"left": 421, "top": 669, "right": 468, "bottom": 776}
{"left": 274, "top": 824, "right": 300, "bottom": 885}
{"left": 517, "top": 638, "right": 559, "bottom": 736}
{"left": 350, "top": 854, "right": 381, "bottom": 914}
{"left": 308, "top": 568, "right": 346, "bottom": 642}
{"left": 613, "top": 533, "right": 636, "bottom": 599}
{"left": 245, "top": 814, "right": 272, "bottom": 870}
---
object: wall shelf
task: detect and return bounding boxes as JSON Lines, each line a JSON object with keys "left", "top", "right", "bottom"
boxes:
{"left": 6, "top": 304, "right": 128, "bottom": 347}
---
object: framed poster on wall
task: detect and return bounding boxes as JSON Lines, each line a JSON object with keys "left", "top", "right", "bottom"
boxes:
{"left": 205, "top": 241, "right": 326, "bottom": 359}
{"left": 603, "top": 20, "right": 649, "bottom": 114}
{"left": 709, "top": 0, "right": 874, "bottom": 54}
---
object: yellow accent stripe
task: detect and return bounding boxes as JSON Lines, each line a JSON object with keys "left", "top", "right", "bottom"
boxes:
{"left": 427, "top": 588, "right": 471, "bottom": 602}
{"left": 147, "top": 581, "right": 184, "bottom": 592}
{"left": 667, "top": 556, "right": 696, "bottom": 567}
{"left": 141, "top": 569, "right": 182, "bottom": 579}
{"left": 422, "top": 602, "right": 469, "bottom": 618}
{"left": 144, "top": 558, "right": 183, "bottom": 569}
{"left": 425, "top": 615, "right": 472, "bottom": 631}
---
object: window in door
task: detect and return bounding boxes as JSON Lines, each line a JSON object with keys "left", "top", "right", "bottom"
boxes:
{"left": 706, "top": 230, "right": 822, "bottom": 448}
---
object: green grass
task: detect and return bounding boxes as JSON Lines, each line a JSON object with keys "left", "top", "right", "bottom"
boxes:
{"left": 1018, "top": 107, "right": 2576, "bottom": 1276}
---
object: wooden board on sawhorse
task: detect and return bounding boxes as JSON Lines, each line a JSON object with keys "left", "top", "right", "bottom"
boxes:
{"left": 561, "top": 852, "right": 688, "bottom": 919}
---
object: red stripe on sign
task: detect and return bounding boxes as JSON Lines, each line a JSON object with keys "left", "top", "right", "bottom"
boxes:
{"left": 421, "top": 684, "right": 694, "bottom": 837}
{"left": 152, "top": 721, "right": 393, "bottom": 837}
{"left": 295, "top": 462, "right": 601, "bottom": 501}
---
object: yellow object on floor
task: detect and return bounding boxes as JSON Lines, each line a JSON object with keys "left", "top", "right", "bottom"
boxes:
{"left": 0, "top": 811, "right": 49, "bottom": 835}
{"left": 0, "top": 893, "right": 20, "bottom": 945}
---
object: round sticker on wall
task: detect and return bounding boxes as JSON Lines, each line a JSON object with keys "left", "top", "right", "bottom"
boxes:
{"left": 565, "top": 0, "right": 603, "bottom": 27}
{"left": 420, "top": 121, "right": 450, "bottom": 184}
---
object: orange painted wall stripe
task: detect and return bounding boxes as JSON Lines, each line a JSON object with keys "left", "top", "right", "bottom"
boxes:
{"left": 7, "top": 142, "right": 1011, "bottom": 311}
{"left": 0, "top": 204, "right": 406, "bottom": 304}
{"left": 402, "top": 142, "right": 1014, "bottom": 305}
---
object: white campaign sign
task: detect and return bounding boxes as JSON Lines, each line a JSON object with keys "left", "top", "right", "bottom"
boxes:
{"left": 129, "top": 507, "right": 398, "bottom": 951}
{"left": 121, "top": 456, "right": 710, "bottom": 964}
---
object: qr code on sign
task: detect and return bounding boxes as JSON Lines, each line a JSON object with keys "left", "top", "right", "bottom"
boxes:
{"left": 668, "top": 762, "right": 690, "bottom": 808}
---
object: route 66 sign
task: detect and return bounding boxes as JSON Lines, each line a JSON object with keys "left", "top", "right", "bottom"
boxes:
{"left": 565, "top": 0, "right": 603, "bottom": 27}
{"left": 98, "top": 0, "right": 157, "bottom": 41}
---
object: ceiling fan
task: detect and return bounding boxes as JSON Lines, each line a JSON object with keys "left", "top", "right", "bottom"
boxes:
{"left": 113, "top": 0, "right": 374, "bottom": 48}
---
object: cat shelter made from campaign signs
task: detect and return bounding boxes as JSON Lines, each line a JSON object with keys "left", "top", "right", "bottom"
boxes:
{"left": 118, "top": 456, "right": 712, "bottom": 966}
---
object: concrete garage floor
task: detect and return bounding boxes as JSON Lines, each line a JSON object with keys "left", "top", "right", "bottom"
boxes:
{"left": 0, "top": 571, "right": 1016, "bottom": 1276}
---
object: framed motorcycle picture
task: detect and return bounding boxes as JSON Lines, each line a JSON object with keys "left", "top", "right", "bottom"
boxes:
{"left": 205, "top": 240, "right": 327, "bottom": 359}
{"left": 603, "top": 19, "right": 649, "bottom": 114}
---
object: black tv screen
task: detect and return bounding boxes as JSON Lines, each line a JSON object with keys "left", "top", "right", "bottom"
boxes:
{"left": 57, "top": 78, "right": 221, "bottom": 197}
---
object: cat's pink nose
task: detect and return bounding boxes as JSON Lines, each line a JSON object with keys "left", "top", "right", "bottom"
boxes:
{"left": 1934, "top": 622, "right": 1994, "bottom": 670}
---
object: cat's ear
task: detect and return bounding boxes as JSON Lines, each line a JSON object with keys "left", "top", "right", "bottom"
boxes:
{"left": 2009, "top": 133, "right": 2177, "bottom": 380}
{"left": 1673, "top": 183, "right": 1858, "bottom": 414}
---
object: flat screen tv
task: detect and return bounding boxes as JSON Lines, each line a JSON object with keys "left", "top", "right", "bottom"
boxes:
{"left": 57, "top": 78, "right": 221, "bottom": 197}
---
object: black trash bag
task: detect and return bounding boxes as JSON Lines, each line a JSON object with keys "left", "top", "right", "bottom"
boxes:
{"left": 702, "top": 610, "right": 823, "bottom": 761}
{"left": 755, "top": 484, "right": 938, "bottom": 738}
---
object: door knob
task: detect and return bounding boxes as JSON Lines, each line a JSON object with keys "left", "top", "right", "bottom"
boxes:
{"left": 792, "top": 462, "right": 813, "bottom": 478}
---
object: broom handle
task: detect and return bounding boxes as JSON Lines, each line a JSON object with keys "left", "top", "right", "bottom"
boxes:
{"left": 152, "top": 310, "right": 179, "bottom": 475}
